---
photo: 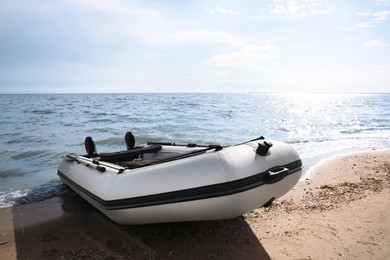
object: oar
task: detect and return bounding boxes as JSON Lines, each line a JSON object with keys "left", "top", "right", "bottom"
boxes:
{"left": 64, "top": 153, "right": 106, "bottom": 173}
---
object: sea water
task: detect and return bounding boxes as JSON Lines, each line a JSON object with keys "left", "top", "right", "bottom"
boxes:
{"left": 0, "top": 93, "right": 389, "bottom": 208}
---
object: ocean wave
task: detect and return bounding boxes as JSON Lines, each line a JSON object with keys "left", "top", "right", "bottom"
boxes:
{"left": 285, "top": 136, "right": 336, "bottom": 144}
{"left": 60, "top": 122, "right": 83, "bottom": 127}
{"left": 84, "top": 118, "right": 115, "bottom": 124}
{"left": 95, "top": 136, "right": 123, "bottom": 145}
{"left": 28, "top": 109, "right": 57, "bottom": 114}
{"left": 278, "top": 127, "right": 291, "bottom": 133}
{"left": 0, "top": 180, "right": 70, "bottom": 208}
{"left": 89, "top": 127, "right": 117, "bottom": 133}
{"left": 0, "top": 189, "right": 29, "bottom": 208}
{"left": 134, "top": 134, "right": 168, "bottom": 144}
{"left": 340, "top": 126, "right": 390, "bottom": 135}
{"left": 5, "top": 135, "right": 47, "bottom": 144}
{"left": 0, "top": 168, "right": 26, "bottom": 178}
{"left": 11, "top": 150, "right": 51, "bottom": 160}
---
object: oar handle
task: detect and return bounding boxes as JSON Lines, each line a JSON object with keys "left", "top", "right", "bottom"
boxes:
{"left": 64, "top": 153, "right": 106, "bottom": 173}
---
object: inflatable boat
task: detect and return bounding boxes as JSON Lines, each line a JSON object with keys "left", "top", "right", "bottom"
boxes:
{"left": 57, "top": 133, "right": 302, "bottom": 225}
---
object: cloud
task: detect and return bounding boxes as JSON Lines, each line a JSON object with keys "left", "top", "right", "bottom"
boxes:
{"left": 352, "top": 10, "right": 390, "bottom": 29}
{"left": 374, "top": 0, "right": 390, "bottom": 7}
{"left": 372, "top": 10, "right": 390, "bottom": 20}
{"left": 362, "top": 40, "right": 388, "bottom": 47}
{"left": 338, "top": 26, "right": 356, "bottom": 31}
{"left": 64, "top": 1, "right": 247, "bottom": 48}
{"left": 208, "top": 43, "right": 278, "bottom": 70}
{"left": 354, "top": 22, "right": 377, "bottom": 28}
{"left": 356, "top": 11, "right": 372, "bottom": 17}
{"left": 72, "top": 1, "right": 252, "bottom": 54}
{"left": 269, "top": 0, "right": 332, "bottom": 17}
{"left": 208, "top": 6, "right": 242, "bottom": 15}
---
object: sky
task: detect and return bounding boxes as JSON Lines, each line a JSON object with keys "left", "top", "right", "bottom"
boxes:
{"left": 0, "top": 0, "right": 389, "bottom": 93}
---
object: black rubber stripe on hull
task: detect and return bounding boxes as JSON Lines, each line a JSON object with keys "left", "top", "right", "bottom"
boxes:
{"left": 58, "top": 160, "right": 302, "bottom": 210}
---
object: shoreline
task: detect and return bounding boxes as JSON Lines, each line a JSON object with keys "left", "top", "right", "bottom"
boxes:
{"left": 1, "top": 149, "right": 389, "bottom": 259}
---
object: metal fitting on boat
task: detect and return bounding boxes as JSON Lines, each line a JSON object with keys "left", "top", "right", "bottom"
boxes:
{"left": 256, "top": 141, "right": 273, "bottom": 156}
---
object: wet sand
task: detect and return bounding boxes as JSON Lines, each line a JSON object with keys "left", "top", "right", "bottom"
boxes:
{"left": 1, "top": 149, "right": 389, "bottom": 259}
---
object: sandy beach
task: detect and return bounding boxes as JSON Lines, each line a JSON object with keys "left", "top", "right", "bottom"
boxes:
{"left": 1, "top": 149, "right": 389, "bottom": 260}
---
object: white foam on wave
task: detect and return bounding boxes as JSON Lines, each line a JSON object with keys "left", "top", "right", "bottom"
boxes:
{"left": 0, "top": 189, "right": 30, "bottom": 208}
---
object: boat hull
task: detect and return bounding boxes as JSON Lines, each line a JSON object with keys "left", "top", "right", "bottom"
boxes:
{"left": 58, "top": 139, "right": 302, "bottom": 224}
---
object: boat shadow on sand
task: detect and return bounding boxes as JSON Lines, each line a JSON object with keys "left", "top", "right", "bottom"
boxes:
{"left": 10, "top": 191, "right": 271, "bottom": 259}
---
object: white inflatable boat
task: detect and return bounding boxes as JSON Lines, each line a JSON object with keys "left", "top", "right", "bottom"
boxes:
{"left": 57, "top": 133, "right": 302, "bottom": 225}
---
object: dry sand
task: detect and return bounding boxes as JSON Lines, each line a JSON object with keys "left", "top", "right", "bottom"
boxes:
{"left": 1, "top": 149, "right": 389, "bottom": 260}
